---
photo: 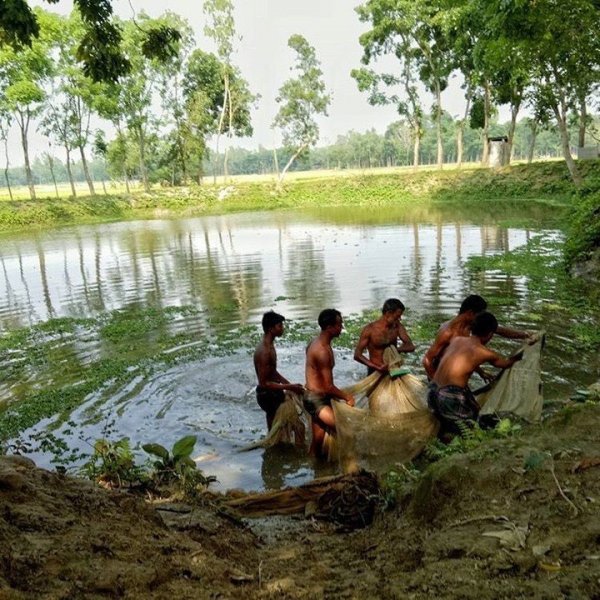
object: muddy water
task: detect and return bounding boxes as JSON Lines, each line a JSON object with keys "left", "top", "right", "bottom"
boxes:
{"left": 0, "top": 204, "right": 596, "bottom": 491}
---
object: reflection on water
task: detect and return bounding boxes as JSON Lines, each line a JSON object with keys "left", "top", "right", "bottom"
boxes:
{"left": 0, "top": 205, "right": 545, "bottom": 331}
{"left": 1, "top": 202, "right": 593, "bottom": 491}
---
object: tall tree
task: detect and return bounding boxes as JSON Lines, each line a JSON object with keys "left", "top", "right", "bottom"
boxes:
{"left": 0, "top": 8, "right": 54, "bottom": 199}
{"left": 0, "top": 108, "right": 13, "bottom": 200}
{"left": 183, "top": 49, "right": 253, "bottom": 184}
{"left": 203, "top": 0, "right": 236, "bottom": 182}
{"left": 273, "top": 35, "right": 330, "bottom": 184}
{"left": 357, "top": 0, "right": 452, "bottom": 169}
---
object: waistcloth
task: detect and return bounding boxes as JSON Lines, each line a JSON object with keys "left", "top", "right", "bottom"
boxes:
{"left": 427, "top": 382, "right": 479, "bottom": 435}
{"left": 256, "top": 386, "right": 285, "bottom": 417}
{"left": 303, "top": 390, "right": 333, "bottom": 419}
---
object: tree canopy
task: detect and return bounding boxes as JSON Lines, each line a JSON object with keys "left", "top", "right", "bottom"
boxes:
{"left": 0, "top": 0, "right": 182, "bottom": 81}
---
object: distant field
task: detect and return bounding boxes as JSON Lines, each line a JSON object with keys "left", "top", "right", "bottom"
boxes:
{"left": 0, "top": 159, "right": 563, "bottom": 202}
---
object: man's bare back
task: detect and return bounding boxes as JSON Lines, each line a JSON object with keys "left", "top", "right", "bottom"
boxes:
{"left": 433, "top": 335, "right": 518, "bottom": 389}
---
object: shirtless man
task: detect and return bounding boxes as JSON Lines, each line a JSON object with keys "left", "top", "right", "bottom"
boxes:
{"left": 354, "top": 298, "right": 415, "bottom": 374}
{"left": 423, "top": 294, "right": 532, "bottom": 381}
{"left": 304, "top": 309, "right": 356, "bottom": 457}
{"left": 428, "top": 311, "right": 523, "bottom": 436}
{"left": 253, "top": 311, "right": 304, "bottom": 431}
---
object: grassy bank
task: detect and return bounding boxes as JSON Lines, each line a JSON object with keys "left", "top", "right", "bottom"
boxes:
{"left": 1, "top": 160, "right": 597, "bottom": 232}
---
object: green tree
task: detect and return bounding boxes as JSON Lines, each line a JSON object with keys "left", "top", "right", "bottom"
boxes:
{"left": 0, "top": 108, "right": 13, "bottom": 199}
{"left": 356, "top": 0, "right": 452, "bottom": 169}
{"left": 483, "top": 0, "right": 600, "bottom": 185}
{"left": 0, "top": 0, "right": 181, "bottom": 82}
{"left": 273, "top": 34, "right": 330, "bottom": 184}
{"left": 202, "top": 0, "right": 255, "bottom": 183}
{"left": 0, "top": 8, "right": 55, "bottom": 199}
{"left": 183, "top": 48, "right": 253, "bottom": 183}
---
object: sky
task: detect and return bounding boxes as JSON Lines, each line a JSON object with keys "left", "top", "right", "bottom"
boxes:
{"left": 16, "top": 0, "right": 477, "bottom": 162}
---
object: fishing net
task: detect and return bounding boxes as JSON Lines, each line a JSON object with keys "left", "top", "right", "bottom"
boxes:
{"left": 240, "top": 391, "right": 306, "bottom": 451}
{"left": 332, "top": 346, "right": 439, "bottom": 473}
{"left": 477, "top": 333, "right": 545, "bottom": 422}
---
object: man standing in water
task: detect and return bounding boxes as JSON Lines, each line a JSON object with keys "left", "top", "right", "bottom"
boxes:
{"left": 428, "top": 311, "right": 523, "bottom": 437}
{"left": 304, "top": 309, "right": 355, "bottom": 457}
{"left": 254, "top": 311, "right": 304, "bottom": 431}
{"left": 423, "top": 294, "right": 532, "bottom": 380}
{"left": 354, "top": 298, "right": 415, "bottom": 374}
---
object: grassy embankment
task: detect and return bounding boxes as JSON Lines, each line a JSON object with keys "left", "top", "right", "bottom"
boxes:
{"left": 0, "top": 160, "right": 594, "bottom": 231}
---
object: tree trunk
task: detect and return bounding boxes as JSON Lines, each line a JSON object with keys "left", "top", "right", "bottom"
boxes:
{"left": 412, "top": 129, "right": 420, "bottom": 170}
{"left": 65, "top": 147, "right": 77, "bottom": 197}
{"left": 506, "top": 100, "right": 521, "bottom": 165}
{"left": 481, "top": 81, "right": 491, "bottom": 167}
{"left": 554, "top": 101, "right": 582, "bottom": 187}
{"left": 124, "top": 167, "right": 131, "bottom": 194}
{"left": 527, "top": 120, "right": 538, "bottom": 164}
{"left": 578, "top": 94, "right": 587, "bottom": 148}
{"left": 457, "top": 89, "right": 472, "bottom": 169}
{"left": 3, "top": 138, "right": 13, "bottom": 201}
{"left": 435, "top": 81, "right": 443, "bottom": 169}
{"left": 79, "top": 145, "right": 96, "bottom": 195}
{"left": 101, "top": 179, "right": 107, "bottom": 194}
{"left": 278, "top": 144, "right": 307, "bottom": 184}
{"left": 19, "top": 115, "right": 36, "bottom": 200}
{"left": 137, "top": 127, "right": 149, "bottom": 192}
{"left": 223, "top": 146, "right": 229, "bottom": 182}
{"left": 48, "top": 156, "right": 59, "bottom": 198}
{"left": 273, "top": 147, "right": 280, "bottom": 179}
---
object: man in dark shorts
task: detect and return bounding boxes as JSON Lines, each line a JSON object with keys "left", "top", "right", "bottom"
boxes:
{"left": 354, "top": 298, "right": 415, "bottom": 375}
{"left": 428, "top": 311, "right": 523, "bottom": 437}
{"left": 304, "top": 308, "right": 355, "bottom": 457}
{"left": 253, "top": 311, "right": 304, "bottom": 431}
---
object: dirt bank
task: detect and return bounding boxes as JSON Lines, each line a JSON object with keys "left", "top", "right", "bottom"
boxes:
{"left": 2, "top": 402, "right": 600, "bottom": 599}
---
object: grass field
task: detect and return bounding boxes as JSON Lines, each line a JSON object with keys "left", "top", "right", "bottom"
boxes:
{"left": 0, "top": 158, "right": 564, "bottom": 202}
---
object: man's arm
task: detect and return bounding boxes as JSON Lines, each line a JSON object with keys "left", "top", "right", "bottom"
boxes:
{"left": 255, "top": 349, "right": 304, "bottom": 394}
{"left": 485, "top": 348, "right": 524, "bottom": 370}
{"left": 315, "top": 346, "right": 355, "bottom": 406}
{"left": 422, "top": 329, "right": 451, "bottom": 379}
{"left": 353, "top": 326, "right": 387, "bottom": 373}
{"left": 396, "top": 323, "right": 415, "bottom": 353}
{"left": 496, "top": 325, "right": 529, "bottom": 340}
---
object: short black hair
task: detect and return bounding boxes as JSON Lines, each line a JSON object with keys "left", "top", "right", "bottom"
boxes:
{"left": 471, "top": 311, "right": 498, "bottom": 336}
{"left": 459, "top": 294, "right": 487, "bottom": 315}
{"left": 382, "top": 298, "right": 405, "bottom": 314}
{"left": 262, "top": 311, "right": 285, "bottom": 332}
{"left": 318, "top": 308, "right": 342, "bottom": 330}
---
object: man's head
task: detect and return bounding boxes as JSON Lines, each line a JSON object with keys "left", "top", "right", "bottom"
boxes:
{"left": 471, "top": 311, "right": 498, "bottom": 343}
{"left": 382, "top": 298, "right": 405, "bottom": 315}
{"left": 382, "top": 298, "right": 405, "bottom": 324}
{"left": 318, "top": 308, "right": 343, "bottom": 337}
{"left": 262, "top": 311, "right": 285, "bottom": 335}
{"left": 459, "top": 294, "right": 487, "bottom": 315}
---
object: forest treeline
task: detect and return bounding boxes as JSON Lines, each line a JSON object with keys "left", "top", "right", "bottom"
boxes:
{"left": 0, "top": 0, "right": 599, "bottom": 198}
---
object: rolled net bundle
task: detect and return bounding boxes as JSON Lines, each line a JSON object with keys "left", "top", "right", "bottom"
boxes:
{"left": 477, "top": 333, "right": 545, "bottom": 422}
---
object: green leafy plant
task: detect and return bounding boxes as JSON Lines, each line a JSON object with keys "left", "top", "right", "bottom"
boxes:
{"left": 143, "top": 435, "right": 216, "bottom": 494}
{"left": 424, "top": 418, "right": 522, "bottom": 462}
{"left": 81, "top": 437, "right": 146, "bottom": 487}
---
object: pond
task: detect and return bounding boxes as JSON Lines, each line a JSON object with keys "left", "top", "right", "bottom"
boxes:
{"left": 0, "top": 202, "right": 597, "bottom": 491}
